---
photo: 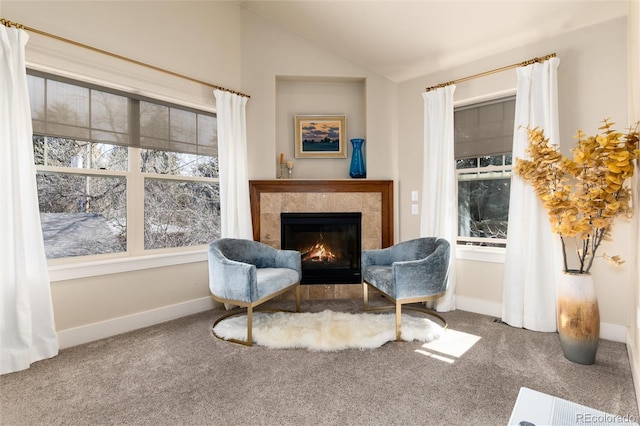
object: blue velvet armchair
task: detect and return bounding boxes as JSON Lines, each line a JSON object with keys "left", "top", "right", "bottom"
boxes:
{"left": 208, "top": 238, "right": 302, "bottom": 345}
{"left": 361, "top": 237, "right": 450, "bottom": 341}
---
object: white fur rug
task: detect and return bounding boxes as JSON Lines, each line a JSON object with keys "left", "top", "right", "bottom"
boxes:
{"left": 213, "top": 310, "right": 443, "bottom": 351}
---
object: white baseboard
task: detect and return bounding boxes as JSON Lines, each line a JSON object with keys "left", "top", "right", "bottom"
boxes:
{"left": 455, "top": 295, "right": 502, "bottom": 318}
{"left": 600, "top": 322, "right": 628, "bottom": 343}
{"left": 455, "top": 295, "right": 628, "bottom": 343}
{"left": 57, "top": 297, "right": 219, "bottom": 349}
{"left": 628, "top": 331, "right": 640, "bottom": 414}
{"left": 56, "top": 294, "right": 630, "bottom": 348}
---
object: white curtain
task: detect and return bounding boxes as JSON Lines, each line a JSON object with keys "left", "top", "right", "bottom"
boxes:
{"left": 502, "top": 57, "right": 562, "bottom": 331}
{"left": 421, "top": 85, "right": 457, "bottom": 312}
{"left": 1, "top": 25, "right": 59, "bottom": 374}
{"left": 213, "top": 89, "right": 253, "bottom": 240}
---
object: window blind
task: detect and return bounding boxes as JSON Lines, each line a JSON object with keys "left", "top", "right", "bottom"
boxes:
{"left": 27, "top": 70, "right": 217, "bottom": 156}
{"left": 454, "top": 96, "right": 515, "bottom": 159}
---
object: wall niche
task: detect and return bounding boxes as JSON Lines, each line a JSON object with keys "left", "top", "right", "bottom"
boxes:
{"left": 275, "top": 76, "right": 366, "bottom": 180}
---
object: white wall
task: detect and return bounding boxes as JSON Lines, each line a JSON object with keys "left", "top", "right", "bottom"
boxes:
{"left": 3, "top": 0, "right": 242, "bottom": 111}
{"left": 240, "top": 6, "right": 401, "bottom": 262}
{"left": 240, "top": 8, "right": 397, "bottom": 182}
{"left": 275, "top": 77, "right": 366, "bottom": 179}
{"left": 398, "top": 17, "right": 632, "bottom": 332}
{"left": 627, "top": 0, "right": 640, "bottom": 413}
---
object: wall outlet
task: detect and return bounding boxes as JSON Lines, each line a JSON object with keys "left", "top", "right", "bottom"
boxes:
{"left": 411, "top": 204, "right": 419, "bottom": 215}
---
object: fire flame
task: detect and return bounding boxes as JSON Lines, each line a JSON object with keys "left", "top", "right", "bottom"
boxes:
{"left": 301, "top": 242, "right": 337, "bottom": 263}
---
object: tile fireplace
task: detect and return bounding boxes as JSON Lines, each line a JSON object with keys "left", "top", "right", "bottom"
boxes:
{"left": 249, "top": 179, "right": 393, "bottom": 299}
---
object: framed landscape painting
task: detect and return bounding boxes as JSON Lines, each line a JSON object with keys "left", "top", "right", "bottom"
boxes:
{"left": 294, "top": 115, "right": 347, "bottom": 158}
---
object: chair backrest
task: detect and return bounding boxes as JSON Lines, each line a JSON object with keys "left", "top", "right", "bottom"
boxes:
{"left": 210, "top": 238, "right": 277, "bottom": 268}
{"left": 430, "top": 238, "right": 451, "bottom": 287}
{"left": 430, "top": 238, "right": 450, "bottom": 260}
{"left": 410, "top": 238, "right": 450, "bottom": 294}
{"left": 389, "top": 237, "right": 440, "bottom": 263}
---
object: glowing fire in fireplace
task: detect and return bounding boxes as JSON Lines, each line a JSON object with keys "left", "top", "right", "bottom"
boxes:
{"left": 301, "top": 242, "right": 337, "bottom": 263}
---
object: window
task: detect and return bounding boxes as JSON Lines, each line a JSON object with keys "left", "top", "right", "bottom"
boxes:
{"left": 28, "top": 71, "right": 221, "bottom": 260}
{"left": 455, "top": 97, "right": 515, "bottom": 247}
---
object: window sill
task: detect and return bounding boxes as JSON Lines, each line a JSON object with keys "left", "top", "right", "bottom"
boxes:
{"left": 456, "top": 246, "right": 506, "bottom": 263}
{"left": 48, "top": 249, "right": 208, "bottom": 282}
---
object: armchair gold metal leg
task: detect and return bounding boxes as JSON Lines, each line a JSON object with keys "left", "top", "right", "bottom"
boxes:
{"left": 361, "top": 281, "right": 448, "bottom": 342}
{"left": 246, "top": 306, "right": 253, "bottom": 345}
{"left": 402, "top": 304, "right": 448, "bottom": 330}
{"left": 363, "top": 282, "right": 369, "bottom": 311}
{"left": 211, "top": 282, "right": 302, "bottom": 347}
{"left": 396, "top": 302, "right": 402, "bottom": 341}
{"left": 211, "top": 308, "right": 254, "bottom": 346}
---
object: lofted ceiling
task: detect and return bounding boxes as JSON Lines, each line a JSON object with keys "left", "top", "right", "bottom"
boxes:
{"left": 241, "top": 0, "right": 629, "bottom": 82}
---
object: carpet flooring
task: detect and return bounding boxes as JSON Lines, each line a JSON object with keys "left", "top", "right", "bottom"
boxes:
{"left": 1, "top": 299, "right": 637, "bottom": 426}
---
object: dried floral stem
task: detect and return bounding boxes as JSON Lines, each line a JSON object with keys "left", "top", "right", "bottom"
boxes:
{"left": 560, "top": 235, "right": 569, "bottom": 272}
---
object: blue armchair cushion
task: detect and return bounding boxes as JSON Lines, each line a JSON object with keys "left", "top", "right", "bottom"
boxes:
{"left": 208, "top": 238, "right": 301, "bottom": 304}
{"left": 255, "top": 268, "right": 300, "bottom": 300}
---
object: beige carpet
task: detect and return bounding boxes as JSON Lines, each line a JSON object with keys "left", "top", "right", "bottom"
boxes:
{"left": 1, "top": 299, "right": 637, "bottom": 426}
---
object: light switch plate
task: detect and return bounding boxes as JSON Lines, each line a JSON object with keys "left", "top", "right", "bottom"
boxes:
{"left": 411, "top": 204, "right": 419, "bottom": 215}
{"left": 411, "top": 190, "right": 419, "bottom": 201}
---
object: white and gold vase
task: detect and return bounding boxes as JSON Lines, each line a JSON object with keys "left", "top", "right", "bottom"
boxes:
{"left": 556, "top": 271, "right": 600, "bottom": 365}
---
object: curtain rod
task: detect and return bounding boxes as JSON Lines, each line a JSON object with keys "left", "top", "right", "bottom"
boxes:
{"left": 425, "top": 53, "right": 557, "bottom": 92}
{"left": 1, "top": 18, "right": 251, "bottom": 99}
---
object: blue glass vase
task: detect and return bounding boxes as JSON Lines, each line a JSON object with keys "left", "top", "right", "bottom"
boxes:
{"left": 349, "top": 138, "right": 366, "bottom": 178}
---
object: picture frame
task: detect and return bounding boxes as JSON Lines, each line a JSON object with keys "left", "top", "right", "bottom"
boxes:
{"left": 294, "top": 115, "right": 347, "bottom": 158}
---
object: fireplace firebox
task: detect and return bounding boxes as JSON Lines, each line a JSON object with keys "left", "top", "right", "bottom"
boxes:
{"left": 281, "top": 212, "right": 361, "bottom": 285}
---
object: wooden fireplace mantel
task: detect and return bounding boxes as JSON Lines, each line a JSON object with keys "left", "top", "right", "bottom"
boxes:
{"left": 249, "top": 179, "right": 394, "bottom": 248}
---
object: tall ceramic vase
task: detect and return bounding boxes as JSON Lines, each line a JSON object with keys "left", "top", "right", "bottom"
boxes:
{"left": 349, "top": 138, "right": 366, "bottom": 178}
{"left": 556, "top": 271, "right": 600, "bottom": 365}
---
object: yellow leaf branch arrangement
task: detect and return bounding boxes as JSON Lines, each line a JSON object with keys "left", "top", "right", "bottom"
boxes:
{"left": 515, "top": 119, "right": 639, "bottom": 274}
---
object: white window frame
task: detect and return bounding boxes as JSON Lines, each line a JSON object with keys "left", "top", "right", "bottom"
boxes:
{"left": 454, "top": 90, "right": 516, "bottom": 263}
{"left": 39, "top": 145, "right": 219, "bottom": 281}
{"left": 456, "top": 156, "right": 511, "bottom": 247}
{"left": 30, "top": 71, "right": 220, "bottom": 280}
